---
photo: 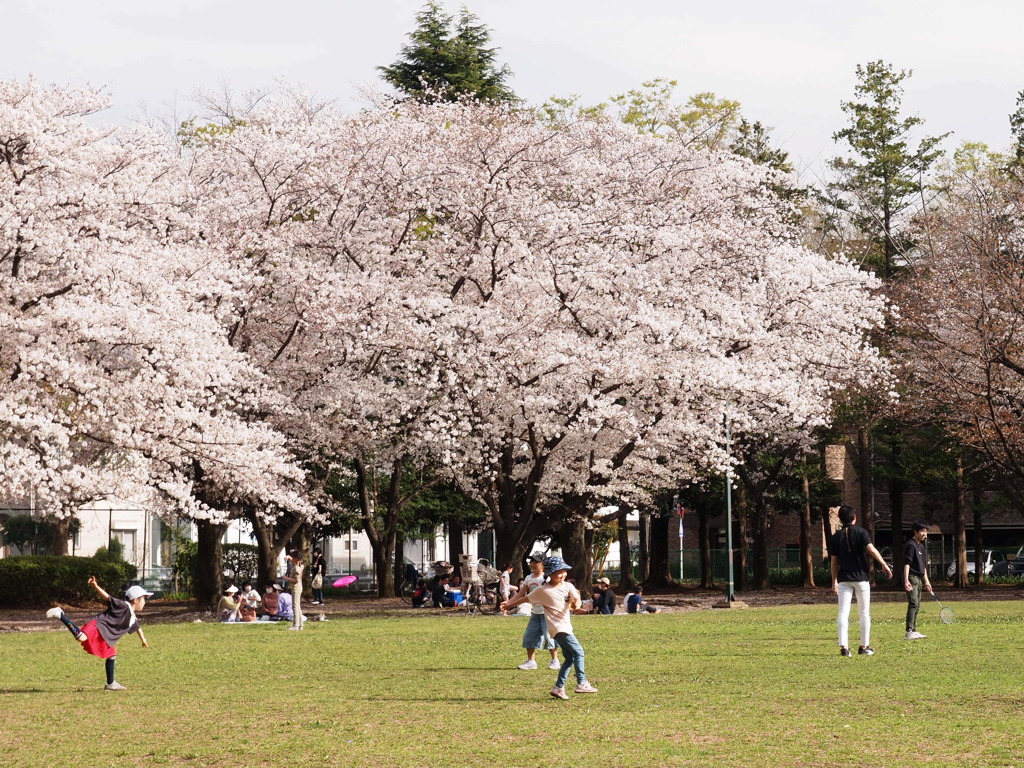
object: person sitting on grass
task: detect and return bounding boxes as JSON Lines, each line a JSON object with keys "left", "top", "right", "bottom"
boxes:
{"left": 431, "top": 574, "right": 457, "bottom": 608}
{"left": 626, "top": 586, "right": 661, "bottom": 614}
{"left": 275, "top": 583, "right": 294, "bottom": 622}
{"left": 238, "top": 582, "right": 260, "bottom": 622}
{"left": 592, "top": 577, "right": 617, "bottom": 614}
{"left": 259, "top": 582, "right": 279, "bottom": 620}
{"left": 46, "top": 576, "right": 151, "bottom": 691}
{"left": 218, "top": 585, "right": 241, "bottom": 622}
{"left": 412, "top": 579, "right": 431, "bottom": 608}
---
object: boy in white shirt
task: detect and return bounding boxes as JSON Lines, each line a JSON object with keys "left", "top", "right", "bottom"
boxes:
{"left": 501, "top": 556, "right": 597, "bottom": 700}
{"left": 514, "top": 554, "right": 560, "bottom": 670}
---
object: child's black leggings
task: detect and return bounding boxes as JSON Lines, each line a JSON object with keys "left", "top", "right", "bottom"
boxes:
{"left": 58, "top": 614, "right": 81, "bottom": 637}
{"left": 59, "top": 616, "right": 116, "bottom": 684}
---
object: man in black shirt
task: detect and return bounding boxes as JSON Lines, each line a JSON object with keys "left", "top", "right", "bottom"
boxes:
{"left": 829, "top": 505, "right": 893, "bottom": 657}
{"left": 903, "top": 521, "right": 932, "bottom": 640}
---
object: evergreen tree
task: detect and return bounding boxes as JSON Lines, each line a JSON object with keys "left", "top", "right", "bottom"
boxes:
{"left": 1008, "top": 90, "right": 1024, "bottom": 176}
{"left": 730, "top": 119, "right": 792, "bottom": 172}
{"left": 828, "top": 61, "right": 947, "bottom": 280}
{"left": 378, "top": 2, "right": 516, "bottom": 103}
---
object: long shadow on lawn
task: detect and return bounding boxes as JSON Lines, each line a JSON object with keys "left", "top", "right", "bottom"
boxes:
{"left": 0, "top": 687, "right": 45, "bottom": 694}
{"left": 414, "top": 666, "right": 520, "bottom": 671}
{"left": 358, "top": 694, "right": 557, "bottom": 703}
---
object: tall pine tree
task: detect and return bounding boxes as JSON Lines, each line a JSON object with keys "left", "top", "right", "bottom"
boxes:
{"left": 828, "top": 61, "right": 947, "bottom": 280}
{"left": 378, "top": 2, "right": 516, "bottom": 103}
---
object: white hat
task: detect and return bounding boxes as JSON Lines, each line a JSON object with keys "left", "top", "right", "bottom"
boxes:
{"left": 125, "top": 585, "right": 154, "bottom": 601}
{"left": 225, "top": 585, "right": 239, "bottom": 594}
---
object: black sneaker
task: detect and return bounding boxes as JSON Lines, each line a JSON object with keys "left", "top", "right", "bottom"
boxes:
{"left": 858, "top": 646, "right": 875, "bottom": 655}
{"left": 840, "top": 647, "right": 852, "bottom": 657}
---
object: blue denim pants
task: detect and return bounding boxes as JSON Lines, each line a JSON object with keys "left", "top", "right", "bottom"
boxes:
{"left": 553, "top": 632, "right": 587, "bottom": 689}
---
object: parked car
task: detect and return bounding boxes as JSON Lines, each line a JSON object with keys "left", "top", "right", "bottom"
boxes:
{"left": 946, "top": 549, "right": 1008, "bottom": 580}
{"left": 1007, "top": 546, "right": 1024, "bottom": 577}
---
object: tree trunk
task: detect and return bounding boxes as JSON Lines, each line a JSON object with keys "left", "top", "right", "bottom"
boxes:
{"left": 616, "top": 508, "right": 636, "bottom": 591}
{"left": 857, "top": 426, "right": 874, "bottom": 539}
{"left": 49, "top": 517, "right": 73, "bottom": 556}
{"left": 736, "top": 485, "right": 749, "bottom": 592}
{"left": 750, "top": 500, "right": 771, "bottom": 591}
{"left": 195, "top": 519, "right": 228, "bottom": 608}
{"left": 972, "top": 485, "right": 984, "bottom": 586}
{"left": 648, "top": 514, "right": 675, "bottom": 588}
{"left": 584, "top": 526, "right": 596, "bottom": 586}
{"left": 637, "top": 512, "right": 650, "bottom": 583}
{"left": 699, "top": 503, "right": 714, "bottom": 588}
{"left": 246, "top": 509, "right": 304, "bottom": 590}
{"left": 354, "top": 457, "right": 403, "bottom": 598}
{"left": 394, "top": 532, "right": 406, "bottom": 596}
{"left": 890, "top": 440, "right": 905, "bottom": 583}
{"left": 800, "top": 462, "right": 815, "bottom": 588}
{"left": 495, "top": 536, "right": 533, "bottom": 583}
{"left": 558, "top": 517, "right": 590, "bottom": 591}
{"left": 449, "top": 520, "right": 465, "bottom": 580}
{"left": 952, "top": 457, "right": 968, "bottom": 588}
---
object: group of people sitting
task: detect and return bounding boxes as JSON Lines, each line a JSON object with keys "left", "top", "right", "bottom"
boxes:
{"left": 217, "top": 582, "right": 299, "bottom": 623}
{"left": 410, "top": 570, "right": 660, "bottom": 614}
{"left": 588, "top": 580, "right": 661, "bottom": 614}
{"left": 412, "top": 573, "right": 470, "bottom": 608}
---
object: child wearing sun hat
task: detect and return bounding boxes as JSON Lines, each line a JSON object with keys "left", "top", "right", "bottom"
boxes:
{"left": 500, "top": 556, "right": 597, "bottom": 700}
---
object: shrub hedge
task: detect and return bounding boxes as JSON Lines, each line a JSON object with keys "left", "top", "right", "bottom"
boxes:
{"left": 0, "top": 555, "right": 138, "bottom": 606}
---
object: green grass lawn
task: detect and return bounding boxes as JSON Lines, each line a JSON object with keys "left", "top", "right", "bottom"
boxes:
{"left": 3, "top": 600, "right": 1023, "bottom": 768}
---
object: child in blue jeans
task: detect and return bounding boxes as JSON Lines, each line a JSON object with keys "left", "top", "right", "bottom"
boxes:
{"left": 501, "top": 556, "right": 597, "bottom": 700}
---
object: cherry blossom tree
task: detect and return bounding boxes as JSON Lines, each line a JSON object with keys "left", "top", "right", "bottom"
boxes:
{"left": 897, "top": 159, "right": 1024, "bottom": 580}
{"left": 0, "top": 79, "right": 311, "bottom": 588}
{"left": 176, "top": 90, "right": 888, "bottom": 593}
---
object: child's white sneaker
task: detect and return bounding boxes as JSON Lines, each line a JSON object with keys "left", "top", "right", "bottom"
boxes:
{"left": 104, "top": 682, "right": 127, "bottom": 691}
{"left": 45, "top": 607, "right": 64, "bottom": 619}
{"left": 547, "top": 659, "right": 561, "bottom": 670}
{"left": 574, "top": 682, "right": 599, "bottom": 694}
{"left": 517, "top": 660, "right": 537, "bottom": 670}
{"left": 549, "top": 686, "right": 569, "bottom": 700}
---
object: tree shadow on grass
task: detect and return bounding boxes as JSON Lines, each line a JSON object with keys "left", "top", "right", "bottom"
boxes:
{"left": 359, "top": 693, "right": 544, "bottom": 703}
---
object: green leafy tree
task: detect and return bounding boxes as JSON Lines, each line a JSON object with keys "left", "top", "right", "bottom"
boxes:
{"left": 828, "top": 60, "right": 948, "bottom": 280}
{"left": 378, "top": 2, "right": 516, "bottom": 103}
{"left": 609, "top": 78, "right": 741, "bottom": 149}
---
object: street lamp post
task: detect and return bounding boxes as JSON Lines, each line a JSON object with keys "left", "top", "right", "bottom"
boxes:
{"left": 724, "top": 414, "right": 736, "bottom": 602}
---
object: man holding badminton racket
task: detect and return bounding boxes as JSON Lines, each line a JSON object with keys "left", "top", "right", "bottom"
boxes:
{"left": 903, "top": 522, "right": 933, "bottom": 640}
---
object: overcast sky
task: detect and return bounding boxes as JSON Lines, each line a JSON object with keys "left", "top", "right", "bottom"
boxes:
{"left": 6, "top": 0, "right": 1024, "bottom": 180}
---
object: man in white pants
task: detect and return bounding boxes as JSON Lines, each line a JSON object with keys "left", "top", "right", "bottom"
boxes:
{"left": 829, "top": 505, "right": 893, "bottom": 656}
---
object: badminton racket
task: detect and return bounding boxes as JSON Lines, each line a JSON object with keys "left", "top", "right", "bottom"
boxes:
{"left": 930, "top": 591, "right": 955, "bottom": 624}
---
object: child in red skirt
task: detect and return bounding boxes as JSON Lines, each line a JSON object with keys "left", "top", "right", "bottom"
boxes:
{"left": 47, "top": 576, "right": 151, "bottom": 690}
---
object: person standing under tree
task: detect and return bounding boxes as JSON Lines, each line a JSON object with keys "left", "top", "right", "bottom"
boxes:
{"left": 829, "top": 505, "right": 893, "bottom": 657}
{"left": 283, "top": 550, "right": 305, "bottom": 630}
{"left": 903, "top": 521, "right": 932, "bottom": 640}
{"left": 46, "top": 577, "right": 151, "bottom": 690}
{"left": 310, "top": 547, "right": 327, "bottom": 606}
